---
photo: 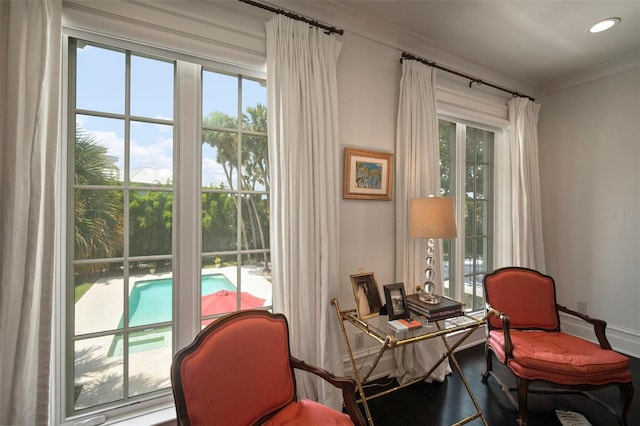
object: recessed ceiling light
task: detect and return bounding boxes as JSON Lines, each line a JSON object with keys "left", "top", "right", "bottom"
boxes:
{"left": 588, "top": 17, "right": 621, "bottom": 33}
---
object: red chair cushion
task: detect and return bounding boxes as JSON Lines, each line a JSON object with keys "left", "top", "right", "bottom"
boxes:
{"left": 264, "top": 399, "right": 354, "bottom": 425}
{"left": 489, "top": 330, "right": 632, "bottom": 386}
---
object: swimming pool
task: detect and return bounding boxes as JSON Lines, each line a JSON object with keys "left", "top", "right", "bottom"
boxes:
{"left": 108, "top": 274, "right": 235, "bottom": 357}
{"left": 126, "top": 274, "right": 236, "bottom": 327}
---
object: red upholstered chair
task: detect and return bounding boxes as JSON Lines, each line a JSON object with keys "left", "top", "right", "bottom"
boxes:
{"left": 171, "top": 309, "right": 366, "bottom": 426}
{"left": 482, "top": 267, "right": 634, "bottom": 426}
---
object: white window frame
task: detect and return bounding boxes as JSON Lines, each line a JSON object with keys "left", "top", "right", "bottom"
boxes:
{"left": 439, "top": 114, "right": 500, "bottom": 312}
{"left": 55, "top": 28, "right": 267, "bottom": 426}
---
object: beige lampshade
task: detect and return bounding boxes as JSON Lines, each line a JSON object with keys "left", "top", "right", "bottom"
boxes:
{"left": 409, "top": 197, "right": 457, "bottom": 239}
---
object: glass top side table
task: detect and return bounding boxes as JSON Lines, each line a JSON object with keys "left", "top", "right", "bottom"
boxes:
{"left": 331, "top": 298, "right": 498, "bottom": 426}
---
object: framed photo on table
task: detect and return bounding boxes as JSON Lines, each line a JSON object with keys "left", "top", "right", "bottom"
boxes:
{"left": 343, "top": 148, "right": 393, "bottom": 200}
{"left": 383, "top": 283, "right": 410, "bottom": 320}
{"left": 350, "top": 272, "right": 383, "bottom": 319}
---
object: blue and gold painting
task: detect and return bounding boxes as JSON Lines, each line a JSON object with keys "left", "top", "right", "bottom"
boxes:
{"left": 355, "top": 161, "right": 382, "bottom": 189}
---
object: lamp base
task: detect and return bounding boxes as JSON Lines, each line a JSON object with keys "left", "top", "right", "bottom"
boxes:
{"left": 418, "top": 293, "right": 441, "bottom": 304}
{"left": 418, "top": 280, "right": 441, "bottom": 304}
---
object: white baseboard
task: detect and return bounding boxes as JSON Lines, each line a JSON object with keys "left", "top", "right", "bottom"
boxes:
{"left": 560, "top": 313, "right": 640, "bottom": 359}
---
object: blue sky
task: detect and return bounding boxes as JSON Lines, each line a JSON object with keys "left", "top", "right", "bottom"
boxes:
{"left": 76, "top": 43, "right": 266, "bottom": 187}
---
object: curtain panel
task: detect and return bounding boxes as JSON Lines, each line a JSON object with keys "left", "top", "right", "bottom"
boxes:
{"left": 393, "top": 59, "right": 451, "bottom": 384}
{"left": 0, "top": 1, "right": 61, "bottom": 424}
{"left": 265, "top": 14, "right": 344, "bottom": 409}
{"left": 494, "top": 98, "right": 546, "bottom": 271}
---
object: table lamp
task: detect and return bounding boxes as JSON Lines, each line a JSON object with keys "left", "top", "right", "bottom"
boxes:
{"left": 409, "top": 196, "right": 457, "bottom": 304}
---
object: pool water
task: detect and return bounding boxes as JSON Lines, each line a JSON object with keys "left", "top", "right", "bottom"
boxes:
{"left": 126, "top": 274, "right": 235, "bottom": 327}
{"left": 108, "top": 274, "right": 235, "bottom": 357}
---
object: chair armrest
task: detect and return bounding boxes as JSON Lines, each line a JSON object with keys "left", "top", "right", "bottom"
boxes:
{"left": 290, "top": 357, "right": 366, "bottom": 426}
{"left": 557, "top": 304, "right": 612, "bottom": 349}
{"left": 486, "top": 304, "right": 514, "bottom": 360}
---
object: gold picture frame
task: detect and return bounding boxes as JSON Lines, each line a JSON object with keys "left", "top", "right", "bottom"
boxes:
{"left": 350, "top": 272, "right": 383, "bottom": 319}
{"left": 343, "top": 148, "right": 393, "bottom": 201}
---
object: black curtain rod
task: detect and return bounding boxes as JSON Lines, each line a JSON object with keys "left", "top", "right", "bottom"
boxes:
{"left": 401, "top": 52, "right": 535, "bottom": 102}
{"left": 238, "top": 0, "right": 344, "bottom": 35}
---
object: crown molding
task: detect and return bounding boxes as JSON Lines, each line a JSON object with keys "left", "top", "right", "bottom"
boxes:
{"left": 537, "top": 52, "right": 640, "bottom": 98}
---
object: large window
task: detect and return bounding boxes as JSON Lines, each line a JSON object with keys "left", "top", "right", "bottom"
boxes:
{"left": 66, "top": 37, "right": 269, "bottom": 420}
{"left": 440, "top": 119, "right": 493, "bottom": 311}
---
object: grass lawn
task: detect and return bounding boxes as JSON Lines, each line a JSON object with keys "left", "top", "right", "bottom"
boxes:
{"left": 75, "top": 282, "right": 93, "bottom": 303}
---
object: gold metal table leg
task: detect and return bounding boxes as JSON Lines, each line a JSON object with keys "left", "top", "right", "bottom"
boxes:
{"left": 437, "top": 321, "right": 488, "bottom": 426}
{"left": 332, "top": 298, "right": 375, "bottom": 425}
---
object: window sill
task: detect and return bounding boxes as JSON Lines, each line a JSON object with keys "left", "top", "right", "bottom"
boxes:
{"left": 103, "top": 405, "right": 176, "bottom": 426}
{"left": 66, "top": 401, "right": 176, "bottom": 426}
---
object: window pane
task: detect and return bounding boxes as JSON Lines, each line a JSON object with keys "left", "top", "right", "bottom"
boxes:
{"left": 240, "top": 194, "right": 270, "bottom": 250}
{"left": 241, "top": 135, "right": 268, "bottom": 191}
{"left": 75, "top": 116, "right": 124, "bottom": 186}
{"left": 241, "top": 253, "right": 271, "bottom": 304}
{"left": 127, "top": 326, "right": 172, "bottom": 397}
{"left": 130, "top": 121, "right": 174, "bottom": 185}
{"left": 465, "top": 128, "right": 476, "bottom": 161}
{"left": 74, "top": 189, "right": 124, "bottom": 260}
{"left": 202, "top": 192, "right": 238, "bottom": 252}
{"left": 129, "top": 191, "right": 173, "bottom": 256}
{"left": 439, "top": 120, "right": 455, "bottom": 197}
{"left": 465, "top": 164, "right": 476, "bottom": 200}
{"left": 241, "top": 77, "right": 267, "bottom": 131}
{"left": 128, "top": 274, "right": 173, "bottom": 327}
{"left": 74, "top": 262, "right": 124, "bottom": 336}
{"left": 473, "top": 164, "right": 490, "bottom": 200}
{"left": 74, "top": 335, "right": 124, "bottom": 410}
{"left": 442, "top": 239, "right": 453, "bottom": 298}
{"left": 202, "top": 130, "right": 238, "bottom": 189}
{"left": 203, "top": 71, "right": 238, "bottom": 127}
{"left": 76, "top": 43, "right": 125, "bottom": 114}
{"left": 474, "top": 128, "right": 493, "bottom": 163}
{"left": 130, "top": 55, "right": 174, "bottom": 119}
{"left": 201, "top": 270, "right": 242, "bottom": 318}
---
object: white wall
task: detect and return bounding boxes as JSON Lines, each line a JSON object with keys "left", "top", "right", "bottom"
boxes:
{"left": 538, "top": 66, "right": 640, "bottom": 357}
{"left": 336, "top": 32, "right": 399, "bottom": 310}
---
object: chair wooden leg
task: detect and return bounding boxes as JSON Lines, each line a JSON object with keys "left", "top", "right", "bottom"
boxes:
{"left": 481, "top": 343, "right": 493, "bottom": 383}
{"left": 617, "top": 382, "right": 634, "bottom": 426}
{"left": 516, "top": 377, "right": 529, "bottom": 426}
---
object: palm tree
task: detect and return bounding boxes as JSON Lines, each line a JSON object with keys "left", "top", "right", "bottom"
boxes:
{"left": 74, "top": 125, "right": 123, "bottom": 271}
{"left": 202, "top": 105, "right": 270, "bottom": 263}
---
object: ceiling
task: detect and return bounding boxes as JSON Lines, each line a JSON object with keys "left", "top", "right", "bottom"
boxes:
{"left": 330, "top": 1, "right": 640, "bottom": 86}
{"left": 224, "top": 0, "right": 640, "bottom": 90}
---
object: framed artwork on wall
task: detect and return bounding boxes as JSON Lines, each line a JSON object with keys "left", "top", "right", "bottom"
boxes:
{"left": 343, "top": 148, "right": 393, "bottom": 201}
{"left": 349, "top": 272, "right": 383, "bottom": 319}
{"left": 383, "top": 283, "right": 410, "bottom": 320}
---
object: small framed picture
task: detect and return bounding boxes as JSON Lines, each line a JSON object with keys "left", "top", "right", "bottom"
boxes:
{"left": 343, "top": 148, "right": 393, "bottom": 201}
{"left": 350, "top": 272, "right": 383, "bottom": 319}
{"left": 383, "top": 283, "right": 410, "bottom": 320}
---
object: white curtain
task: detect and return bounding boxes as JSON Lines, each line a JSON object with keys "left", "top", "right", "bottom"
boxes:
{"left": 393, "top": 59, "right": 451, "bottom": 384}
{"left": 494, "top": 98, "right": 546, "bottom": 271}
{"left": 0, "top": 1, "right": 61, "bottom": 424}
{"left": 265, "top": 15, "right": 344, "bottom": 409}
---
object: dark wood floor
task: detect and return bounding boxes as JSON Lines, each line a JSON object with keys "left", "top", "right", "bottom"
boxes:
{"left": 359, "top": 343, "right": 640, "bottom": 426}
